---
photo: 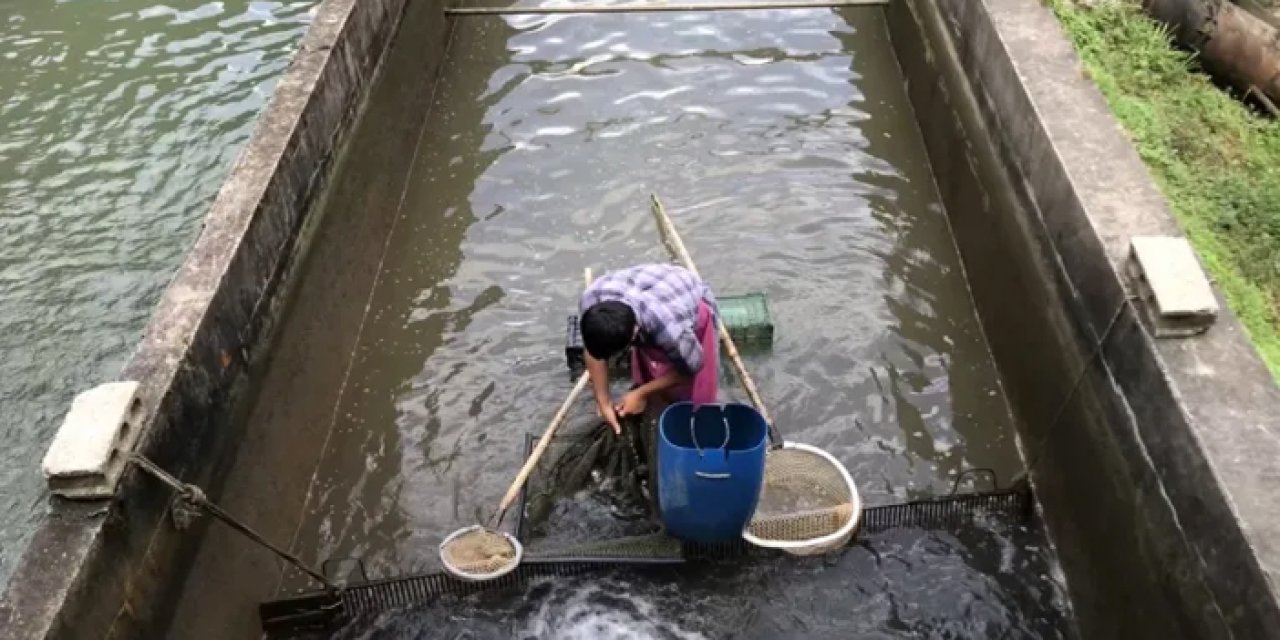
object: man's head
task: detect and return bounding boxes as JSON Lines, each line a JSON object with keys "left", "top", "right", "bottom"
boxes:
{"left": 580, "top": 300, "right": 637, "bottom": 360}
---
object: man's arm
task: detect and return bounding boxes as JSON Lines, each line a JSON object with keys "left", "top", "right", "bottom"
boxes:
{"left": 616, "top": 369, "right": 688, "bottom": 418}
{"left": 634, "top": 369, "right": 688, "bottom": 396}
{"left": 643, "top": 326, "right": 697, "bottom": 394}
{"left": 616, "top": 324, "right": 698, "bottom": 417}
{"left": 585, "top": 352, "right": 621, "bottom": 434}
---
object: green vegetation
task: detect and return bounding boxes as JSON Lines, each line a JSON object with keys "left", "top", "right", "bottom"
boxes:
{"left": 1050, "top": 0, "right": 1280, "bottom": 377}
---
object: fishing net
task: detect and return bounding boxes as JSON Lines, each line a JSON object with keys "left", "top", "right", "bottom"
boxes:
{"left": 521, "top": 421, "right": 651, "bottom": 538}
{"left": 744, "top": 443, "right": 861, "bottom": 555}
{"left": 439, "top": 526, "right": 522, "bottom": 580}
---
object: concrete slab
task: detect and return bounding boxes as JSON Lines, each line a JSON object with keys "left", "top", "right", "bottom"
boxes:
{"left": 41, "top": 381, "right": 141, "bottom": 500}
{"left": 1128, "top": 236, "right": 1218, "bottom": 337}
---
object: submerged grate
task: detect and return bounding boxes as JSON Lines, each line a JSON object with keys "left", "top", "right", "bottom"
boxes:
{"left": 261, "top": 433, "right": 1030, "bottom": 637}
{"left": 260, "top": 484, "right": 1033, "bottom": 637}
{"left": 339, "top": 560, "right": 634, "bottom": 615}
{"left": 862, "top": 489, "right": 1031, "bottom": 534}
{"left": 259, "top": 560, "right": 663, "bottom": 636}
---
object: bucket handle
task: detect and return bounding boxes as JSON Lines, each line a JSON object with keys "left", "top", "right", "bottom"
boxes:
{"left": 690, "top": 406, "right": 732, "bottom": 480}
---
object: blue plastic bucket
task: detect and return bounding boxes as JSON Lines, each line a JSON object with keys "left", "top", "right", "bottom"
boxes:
{"left": 657, "top": 402, "right": 768, "bottom": 544}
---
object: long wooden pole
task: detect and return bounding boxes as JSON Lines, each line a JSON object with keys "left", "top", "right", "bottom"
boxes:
{"left": 447, "top": 0, "right": 888, "bottom": 15}
{"left": 490, "top": 269, "right": 594, "bottom": 525}
{"left": 649, "top": 193, "right": 781, "bottom": 445}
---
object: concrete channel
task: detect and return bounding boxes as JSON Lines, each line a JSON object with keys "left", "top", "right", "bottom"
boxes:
{"left": 4, "top": 0, "right": 1280, "bottom": 638}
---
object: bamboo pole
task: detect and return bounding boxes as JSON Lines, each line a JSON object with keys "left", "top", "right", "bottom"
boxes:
{"left": 491, "top": 268, "right": 594, "bottom": 525}
{"left": 447, "top": 0, "right": 888, "bottom": 15}
{"left": 649, "top": 193, "right": 782, "bottom": 445}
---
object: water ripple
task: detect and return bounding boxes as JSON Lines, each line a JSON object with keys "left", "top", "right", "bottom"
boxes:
{"left": 0, "top": 0, "right": 316, "bottom": 586}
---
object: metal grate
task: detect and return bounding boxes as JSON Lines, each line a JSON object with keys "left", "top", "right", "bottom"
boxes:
{"left": 260, "top": 484, "right": 1033, "bottom": 637}
{"left": 259, "top": 560, "right": 661, "bottom": 636}
{"left": 339, "top": 560, "right": 624, "bottom": 615}
{"left": 862, "top": 489, "right": 1031, "bottom": 534}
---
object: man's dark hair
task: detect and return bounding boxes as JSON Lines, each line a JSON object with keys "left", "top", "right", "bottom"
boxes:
{"left": 580, "top": 300, "right": 636, "bottom": 360}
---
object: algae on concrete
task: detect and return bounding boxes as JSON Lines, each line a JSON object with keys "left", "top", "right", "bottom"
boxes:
{"left": 1051, "top": 0, "right": 1280, "bottom": 379}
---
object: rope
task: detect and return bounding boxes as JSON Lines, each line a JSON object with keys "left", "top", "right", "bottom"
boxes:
{"left": 129, "top": 454, "right": 337, "bottom": 591}
{"left": 1011, "top": 296, "right": 1135, "bottom": 486}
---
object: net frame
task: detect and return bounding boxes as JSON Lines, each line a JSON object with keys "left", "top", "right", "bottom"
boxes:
{"left": 742, "top": 442, "right": 862, "bottom": 555}
{"left": 439, "top": 525, "right": 524, "bottom": 581}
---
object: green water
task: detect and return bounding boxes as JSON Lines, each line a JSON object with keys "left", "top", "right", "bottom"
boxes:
{"left": 0, "top": 0, "right": 317, "bottom": 587}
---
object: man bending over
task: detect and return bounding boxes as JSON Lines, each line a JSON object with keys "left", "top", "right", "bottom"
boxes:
{"left": 579, "top": 263, "right": 720, "bottom": 435}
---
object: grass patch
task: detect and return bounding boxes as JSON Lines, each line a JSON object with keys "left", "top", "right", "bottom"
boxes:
{"left": 1049, "top": 0, "right": 1280, "bottom": 378}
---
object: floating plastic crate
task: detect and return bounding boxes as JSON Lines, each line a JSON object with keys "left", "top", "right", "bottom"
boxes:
{"left": 718, "top": 292, "right": 773, "bottom": 347}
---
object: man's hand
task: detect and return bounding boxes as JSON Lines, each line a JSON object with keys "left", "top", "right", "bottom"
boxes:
{"left": 615, "top": 389, "right": 648, "bottom": 419}
{"left": 597, "top": 398, "right": 622, "bottom": 435}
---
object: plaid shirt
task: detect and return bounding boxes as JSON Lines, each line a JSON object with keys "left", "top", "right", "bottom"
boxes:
{"left": 580, "top": 263, "right": 717, "bottom": 375}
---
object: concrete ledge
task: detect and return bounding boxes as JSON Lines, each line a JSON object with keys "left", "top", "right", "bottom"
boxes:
{"left": 890, "top": 0, "right": 1280, "bottom": 637}
{"left": 0, "top": 0, "right": 412, "bottom": 637}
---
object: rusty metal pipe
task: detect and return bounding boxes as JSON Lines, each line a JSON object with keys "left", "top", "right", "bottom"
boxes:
{"left": 1143, "top": 0, "right": 1280, "bottom": 104}
{"left": 1234, "top": 0, "right": 1280, "bottom": 30}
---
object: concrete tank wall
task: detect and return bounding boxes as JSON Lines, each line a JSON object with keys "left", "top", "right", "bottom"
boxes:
{"left": 887, "top": 0, "right": 1280, "bottom": 638}
{"left": 0, "top": 0, "right": 426, "bottom": 637}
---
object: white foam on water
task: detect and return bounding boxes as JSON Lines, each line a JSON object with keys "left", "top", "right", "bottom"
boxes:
{"left": 519, "top": 580, "right": 708, "bottom": 640}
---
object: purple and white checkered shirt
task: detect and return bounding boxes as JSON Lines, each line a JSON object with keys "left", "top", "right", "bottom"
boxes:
{"left": 579, "top": 263, "right": 718, "bottom": 374}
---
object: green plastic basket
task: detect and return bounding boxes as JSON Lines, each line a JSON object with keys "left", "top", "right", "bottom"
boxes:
{"left": 718, "top": 292, "right": 773, "bottom": 347}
